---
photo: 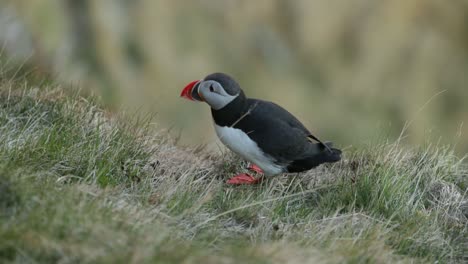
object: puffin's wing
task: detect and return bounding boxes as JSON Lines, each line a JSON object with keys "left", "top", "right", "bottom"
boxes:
{"left": 248, "top": 99, "right": 330, "bottom": 149}
{"left": 233, "top": 99, "right": 322, "bottom": 163}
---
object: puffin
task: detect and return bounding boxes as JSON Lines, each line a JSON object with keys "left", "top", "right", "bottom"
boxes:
{"left": 181, "top": 73, "right": 341, "bottom": 185}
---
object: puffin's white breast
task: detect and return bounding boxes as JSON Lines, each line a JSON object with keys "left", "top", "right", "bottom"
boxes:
{"left": 214, "top": 124, "right": 283, "bottom": 176}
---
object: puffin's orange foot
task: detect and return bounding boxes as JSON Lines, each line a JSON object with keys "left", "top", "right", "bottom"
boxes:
{"left": 226, "top": 173, "right": 262, "bottom": 185}
{"left": 247, "top": 164, "right": 264, "bottom": 174}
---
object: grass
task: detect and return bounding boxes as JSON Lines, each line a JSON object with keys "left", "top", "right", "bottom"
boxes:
{"left": 0, "top": 80, "right": 467, "bottom": 263}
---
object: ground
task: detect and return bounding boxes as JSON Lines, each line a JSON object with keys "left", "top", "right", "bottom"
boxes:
{"left": 0, "top": 82, "right": 467, "bottom": 263}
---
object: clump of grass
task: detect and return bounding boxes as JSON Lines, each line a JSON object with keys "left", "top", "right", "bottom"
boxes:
{"left": 0, "top": 81, "right": 466, "bottom": 263}
{"left": 0, "top": 84, "right": 154, "bottom": 187}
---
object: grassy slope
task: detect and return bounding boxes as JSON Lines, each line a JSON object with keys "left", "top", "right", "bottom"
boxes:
{"left": 0, "top": 82, "right": 467, "bottom": 264}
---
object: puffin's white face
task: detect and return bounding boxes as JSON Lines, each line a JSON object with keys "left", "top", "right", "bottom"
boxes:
{"left": 197, "top": 80, "right": 239, "bottom": 110}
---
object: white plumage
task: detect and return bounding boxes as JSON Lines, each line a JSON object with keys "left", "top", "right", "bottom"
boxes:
{"left": 214, "top": 124, "right": 284, "bottom": 176}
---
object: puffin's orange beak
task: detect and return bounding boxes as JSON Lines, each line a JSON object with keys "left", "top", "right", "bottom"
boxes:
{"left": 180, "top": 80, "right": 203, "bottom": 101}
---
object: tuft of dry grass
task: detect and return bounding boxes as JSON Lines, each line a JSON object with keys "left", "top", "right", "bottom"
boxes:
{"left": 0, "top": 81, "right": 467, "bottom": 263}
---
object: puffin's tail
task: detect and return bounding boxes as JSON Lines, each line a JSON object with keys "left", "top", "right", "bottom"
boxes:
{"left": 319, "top": 142, "right": 342, "bottom": 163}
{"left": 287, "top": 142, "right": 342, "bottom": 173}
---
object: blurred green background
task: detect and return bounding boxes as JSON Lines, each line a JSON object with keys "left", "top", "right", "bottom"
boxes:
{"left": 1, "top": 0, "right": 467, "bottom": 153}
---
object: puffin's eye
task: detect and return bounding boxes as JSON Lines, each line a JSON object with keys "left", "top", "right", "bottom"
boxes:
{"left": 209, "top": 85, "right": 215, "bottom": 92}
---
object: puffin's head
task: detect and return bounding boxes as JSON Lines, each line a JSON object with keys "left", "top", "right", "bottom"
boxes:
{"left": 180, "top": 73, "right": 242, "bottom": 110}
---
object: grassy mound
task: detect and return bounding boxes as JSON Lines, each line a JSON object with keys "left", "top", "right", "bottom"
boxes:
{"left": 0, "top": 82, "right": 466, "bottom": 263}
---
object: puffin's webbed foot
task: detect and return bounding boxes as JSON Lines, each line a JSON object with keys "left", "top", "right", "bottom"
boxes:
{"left": 226, "top": 173, "right": 262, "bottom": 185}
{"left": 226, "top": 164, "right": 264, "bottom": 185}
